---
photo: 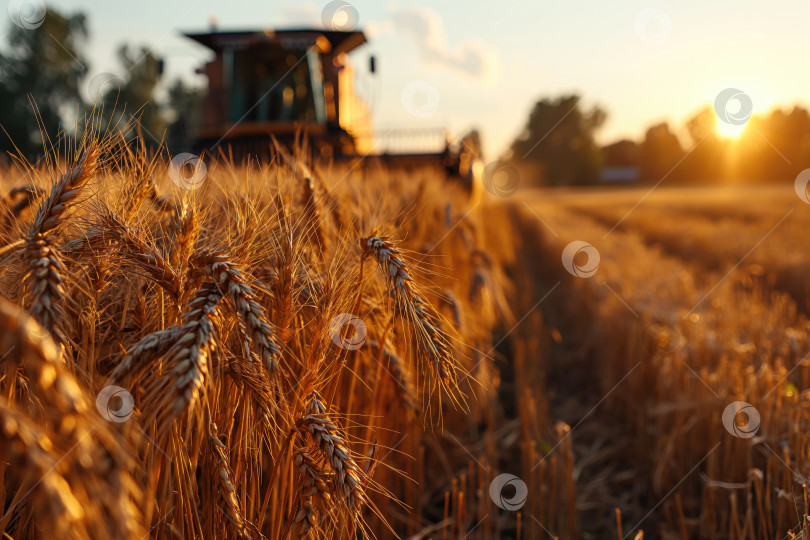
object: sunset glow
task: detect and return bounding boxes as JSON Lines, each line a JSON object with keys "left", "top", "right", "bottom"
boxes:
{"left": 716, "top": 120, "right": 748, "bottom": 139}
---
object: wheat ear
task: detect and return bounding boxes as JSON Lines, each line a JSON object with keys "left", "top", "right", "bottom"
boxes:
{"left": 271, "top": 193, "right": 295, "bottom": 343}
{"left": 224, "top": 354, "right": 275, "bottom": 419}
{"left": 171, "top": 204, "right": 199, "bottom": 280}
{"left": 296, "top": 391, "right": 367, "bottom": 513}
{"left": 360, "top": 235, "right": 461, "bottom": 393}
{"left": 121, "top": 250, "right": 281, "bottom": 423}
{"left": 30, "top": 147, "right": 99, "bottom": 236}
{"left": 274, "top": 139, "right": 332, "bottom": 251}
{"left": 0, "top": 402, "right": 85, "bottom": 536}
{"left": 113, "top": 327, "right": 182, "bottom": 381}
{"left": 100, "top": 212, "right": 181, "bottom": 296}
{"left": 143, "top": 281, "right": 223, "bottom": 424}
{"left": 299, "top": 174, "right": 327, "bottom": 251}
{"left": 22, "top": 235, "right": 68, "bottom": 338}
{"left": 197, "top": 249, "right": 282, "bottom": 374}
{"left": 0, "top": 297, "right": 144, "bottom": 539}
{"left": 293, "top": 446, "right": 333, "bottom": 537}
{"left": 22, "top": 147, "right": 99, "bottom": 339}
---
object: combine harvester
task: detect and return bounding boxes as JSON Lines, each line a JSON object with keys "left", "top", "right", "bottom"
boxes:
{"left": 183, "top": 26, "right": 480, "bottom": 192}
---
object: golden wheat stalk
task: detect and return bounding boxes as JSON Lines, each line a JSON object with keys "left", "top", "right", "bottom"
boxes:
{"left": 360, "top": 235, "right": 462, "bottom": 397}
{"left": 22, "top": 147, "right": 99, "bottom": 340}
{"left": 197, "top": 249, "right": 282, "bottom": 374}
{"left": 293, "top": 446, "right": 333, "bottom": 537}
{"left": 99, "top": 212, "right": 181, "bottom": 296}
{"left": 206, "top": 422, "right": 258, "bottom": 539}
{"left": 297, "top": 391, "right": 367, "bottom": 513}
{"left": 364, "top": 339, "right": 418, "bottom": 411}
{"left": 0, "top": 297, "right": 144, "bottom": 539}
{"left": 0, "top": 402, "right": 86, "bottom": 537}
{"left": 29, "top": 147, "right": 99, "bottom": 237}
{"left": 141, "top": 281, "right": 223, "bottom": 424}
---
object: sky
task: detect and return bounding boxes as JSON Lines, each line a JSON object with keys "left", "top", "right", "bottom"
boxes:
{"left": 6, "top": 0, "right": 810, "bottom": 157}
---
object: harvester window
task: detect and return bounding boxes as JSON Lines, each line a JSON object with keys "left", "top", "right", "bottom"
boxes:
{"left": 228, "top": 47, "right": 325, "bottom": 124}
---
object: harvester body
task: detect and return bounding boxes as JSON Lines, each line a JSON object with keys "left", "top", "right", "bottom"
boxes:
{"left": 184, "top": 27, "right": 478, "bottom": 191}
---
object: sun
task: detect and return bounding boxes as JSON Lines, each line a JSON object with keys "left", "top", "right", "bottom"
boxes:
{"left": 710, "top": 83, "right": 771, "bottom": 139}
{"left": 716, "top": 121, "right": 747, "bottom": 139}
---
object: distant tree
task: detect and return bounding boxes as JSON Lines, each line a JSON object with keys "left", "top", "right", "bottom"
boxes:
{"left": 164, "top": 79, "right": 204, "bottom": 153}
{"left": 685, "top": 106, "right": 717, "bottom": 144}
{"left": 602, "top": 139, "right": 639, "bottom": 168}
{"left": 638, "top": 123, "right": 685, "bottom": 183}
{"left": 93, "top": 45, "right": 165, "bottom": 144}
{"left": 737, "top": 106, "right": 810, "bottom": 181}
{"left": 682, "top": 107, "right": 727, "bottom": 183}
{"left": 670, "top": 105, "right": 810, "bottom": 184}
{"left": 0, "top": 8, "right": 89, "bottom": 156}
{"left": 508, "top": 95, "right": 606, "bottom": 186}
{"left": 460, "top": 128, "right": 483, "bottom": 162}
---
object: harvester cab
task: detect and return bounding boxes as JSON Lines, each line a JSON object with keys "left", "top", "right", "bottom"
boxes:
{"left": 184, "top": 27, "right": 480, "bottom": 192}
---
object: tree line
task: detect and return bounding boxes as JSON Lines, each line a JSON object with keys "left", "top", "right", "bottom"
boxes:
{"left": 507, "top": 95, "right": 810, "bottom": 186}
{"left": 0, "top": 6, "right": 201, "bottom": 158}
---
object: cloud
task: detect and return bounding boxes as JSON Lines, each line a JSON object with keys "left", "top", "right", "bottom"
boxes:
{"left": 390, "top": 7, "right": 499, "bottom": 81}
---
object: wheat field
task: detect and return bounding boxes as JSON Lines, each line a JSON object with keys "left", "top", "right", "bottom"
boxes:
{"left": 2, "top": 131, "right": 810, "bottom": 540}
{"left": 507, "top": 186, "right": 810, "bottom": 539}
{"left": 0, "top": 132, "right": 556, "bottom": 540}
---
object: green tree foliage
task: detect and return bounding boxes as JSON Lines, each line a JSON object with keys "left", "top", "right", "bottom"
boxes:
{"left": 509, "top": 95, "right": 607, "bottom": 186}
{"left": 0, "top": 8, "right": 89, "bottom": 155}
{"left": 0, "top": 9, "right": 204, "bottom": 159}
{"left": 164, "top": 79, "right": 204, "bottom": 153}
{"left": 92, "top": 45, "right": 166, "bottom": 144}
